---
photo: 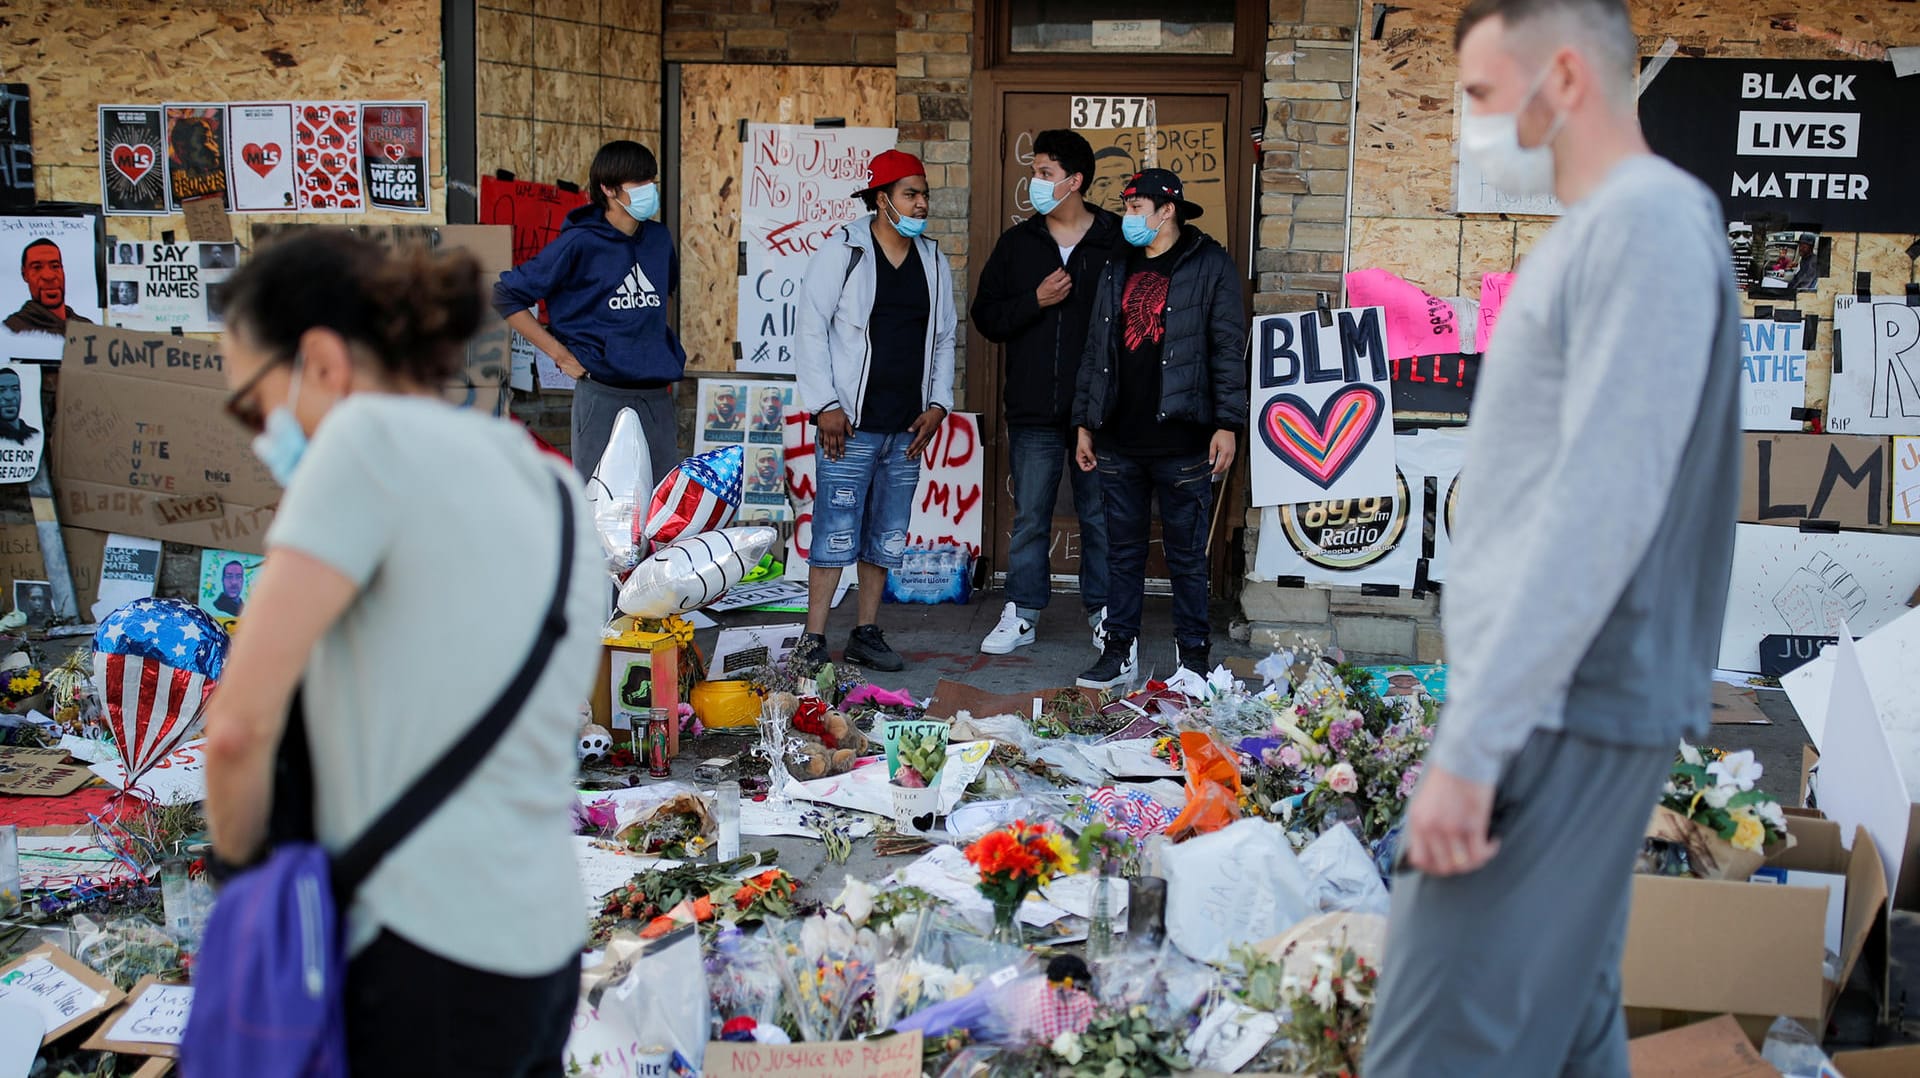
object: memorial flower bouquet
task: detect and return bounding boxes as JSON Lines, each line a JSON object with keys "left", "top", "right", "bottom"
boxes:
{"left": 965, "top": 820, "right": 1078, "bottom": 941}
{"left": 1251, "top": 707, "right": 1435, "bottom": 845}
{"left": 1646, "top": 743, "right": 1792, "bottom": 880}
{"left": 1275, "top": 943, "right": 1378, "bottom": 1078}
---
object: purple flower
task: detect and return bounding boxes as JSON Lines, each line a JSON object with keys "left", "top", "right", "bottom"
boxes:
{"left": 1327, "top": 717, "right": 1360, "bottom": 753}
{"left": 1277, "top": 744, "right": 1302, "bottom": 768}
{"left": 1398, "top": 762, "right": 1424, "bottom": 800}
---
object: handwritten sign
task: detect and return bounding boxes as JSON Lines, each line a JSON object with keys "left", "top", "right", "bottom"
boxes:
{"left": 19, "top": 834, "right": 146, "bottom": 892}
{"left": 702, "top": 1032, "right": 923, "bottom": 1078}
{"left": 1830, "top": 295, "right": 1920, "bottom": 436}
{"left": 0, "top": 747, "right": 94, "bottom": 797}
{"left": 0, "top": 946, "right": 122, "bottom": 1043}
{"left": 97, "top": 980, "right": 192, "bottom": 1052}
{"left": 1740, "top": 433, "right": 1888, "bottom": 529}
{"left": 1079, "top": 123, "right": 1225, "bottom": 225}
{"left": 1477, "top": 272, "right": 1515, "bottom": 353}
{"left": 782, "top": 410, "right": 983, "bottom": 567}
{"left": 1249, "top": 307, "right": 1399, "bottom": 507}
{"left": 1388, "top": 353, "right": 1479, "bottom": 416}
{"left": 1344, "top": 269, "right": 1460, "bottom": 359}
{"left": 1895, "top": 435, "right": 1919, "bottom": 525}
{"left": 89, "top": 740, "right": 207, "bottom": 805}
{"left": 480, "top": 176, "right": 589, "bottom": 267}
{"left": 105, "top": 241, "right": 237, "bottom": 333}
{"left": 736, "top": 123, "right": 895, "bottom": 375}
{"left": 1740, "top": 317, "right": 1809, "bottom": 432}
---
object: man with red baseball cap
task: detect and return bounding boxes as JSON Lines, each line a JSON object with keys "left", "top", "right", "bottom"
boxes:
{"left": 792, "top": 148, "right": 958, "bottom": 672}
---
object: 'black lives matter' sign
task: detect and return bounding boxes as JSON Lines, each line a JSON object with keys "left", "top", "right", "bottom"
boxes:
{"left": 1638, "top": 59, "right": 1920, "bottom": 232}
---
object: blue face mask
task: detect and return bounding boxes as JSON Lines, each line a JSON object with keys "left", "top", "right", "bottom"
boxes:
{"left": 1122, "top": 212, "right": 1161, "bottom": 247}
{"left": 250, "top": 358, "right": 308, "bottom": 487}
{"left": 1029, "top": 177, "right": 1063, "bottom": 216}
{"left": 624, "top": 182, "right": 660, "bottom": 221}
{"left": 883, "top": 195, "right": 928, "bottom": 239}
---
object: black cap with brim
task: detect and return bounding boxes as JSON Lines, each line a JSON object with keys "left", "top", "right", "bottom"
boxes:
{"left": 1120, "top": 167, "right": 1203, "bottom": 219}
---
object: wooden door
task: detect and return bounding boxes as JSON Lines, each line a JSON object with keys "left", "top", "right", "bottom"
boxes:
{"left": 980, "top": 87, "right": 1249, "bottom": 591}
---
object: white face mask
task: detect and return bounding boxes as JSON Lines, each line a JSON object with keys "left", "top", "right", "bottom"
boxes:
{"left": 1460, "top": 66, "right": 1566, "bottom": 198}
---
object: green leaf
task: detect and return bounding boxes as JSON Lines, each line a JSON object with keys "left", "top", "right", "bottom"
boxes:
{"left": 1727, "top": 789, "right": 1774, "bottom": 810}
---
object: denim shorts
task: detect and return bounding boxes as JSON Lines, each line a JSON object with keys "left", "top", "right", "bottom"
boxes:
{"left": 810, "top": 429, "right": 921, "bottom": 569}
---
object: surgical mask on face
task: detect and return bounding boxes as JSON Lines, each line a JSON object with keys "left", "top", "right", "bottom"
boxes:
{"left": 624, "top": 182, "right": 660, "bottom": 221}
{"left": 1459, "top": 66, "right": 1566, "bottom": 199}
{"left": 251, "top": 358, "right": 309, "bottom": 487}
{"left": 883, "top": 194, "right": 928, "bottom": 239}
{"left": 1029, "top": 177, "right": 1064, "bottom": 216}
{"left": 1121, "top": 211, "right": 1161, "bottom": 247}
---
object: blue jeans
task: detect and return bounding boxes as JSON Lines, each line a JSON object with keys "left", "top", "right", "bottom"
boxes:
{"left": 1096, "top": 449, "right": 1215, "bottom": 648}
{"left": 810, "top": 429, "right": 921, "bottom": 569}
{"left": 1006, "top": 425, "right": 1108, "bottom": 618}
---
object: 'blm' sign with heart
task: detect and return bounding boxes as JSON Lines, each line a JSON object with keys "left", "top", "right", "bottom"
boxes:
{"left": 1250, "top": 306, "right": 1399, "bottom": 507}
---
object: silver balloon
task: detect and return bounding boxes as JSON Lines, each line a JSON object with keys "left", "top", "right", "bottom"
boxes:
{"left": 584, "top": 407, "right": 653, "bottom": 576}
{"left": 616, "top": 526, "right": 778, "bottom": 618}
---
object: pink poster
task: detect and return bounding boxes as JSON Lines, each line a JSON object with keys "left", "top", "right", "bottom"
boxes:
{"left": 1478, "top": 272, "right": 1516, "bottom": 353}
{"left": 1344, "top": 268, "right": 1460, "bottom": 359}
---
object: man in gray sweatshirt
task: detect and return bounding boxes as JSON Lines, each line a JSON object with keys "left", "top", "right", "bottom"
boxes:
{"left": 1366, "top": 1, "right": 1739, "bottom": 1075}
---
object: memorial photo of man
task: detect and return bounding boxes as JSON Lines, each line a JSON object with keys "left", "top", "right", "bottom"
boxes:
{"left": 0, "top": 368, "right": 38, "bottom": 445}
{"left": 751, "top": 387, "right": 785, "bottom": 435}
{"left": 13, "top": 581, "right": 51, "bottom": 629}
{"left": 5, "top": 239, "right": 95, "bottom": 335}
{"left": 213, "top": 559, "right": 247, "bottom": 618}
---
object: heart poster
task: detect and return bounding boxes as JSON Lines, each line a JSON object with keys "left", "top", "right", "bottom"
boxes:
{"left": 293, "top": 101, "right": 364, "bottom": 212}
{"left": 226, "top": 103, "right": 296, "bottom": 213}
{"left": 163, "top": 104, "right": 229, "bottom": 210}
{"left": 362, "top": 102, "right": 430, "bottom": 213}
{"left": 99, "top": 106, "right": 166, "bottom": 215}
{"left": 1249, "top": 306, "right": 1399, "bottom": 507}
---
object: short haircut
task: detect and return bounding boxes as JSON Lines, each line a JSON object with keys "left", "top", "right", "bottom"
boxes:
{"left": 1032, "top": 129, "right": 1096, "bottom": 190}
{"left": 1125, "top": 189, "right": 1196, "bottom": 226}
{"left": 858, "top": 176, "right": 918, "bottom": 213}
{"left": 20, "top": 238, "right": 58, "bottom": 269}
{"left": 588, "top": 140, "right": 659, "bottom": 210}
{"left": 224, "top": 560, "right": 244, "bottom": 572}
{"left": 1455, "top": 0, "right": 1639, "bottom": 106}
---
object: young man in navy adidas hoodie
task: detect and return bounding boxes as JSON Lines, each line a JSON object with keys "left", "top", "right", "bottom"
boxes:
{"left": 494, "top": 141, "right": 686, "bottom": 483}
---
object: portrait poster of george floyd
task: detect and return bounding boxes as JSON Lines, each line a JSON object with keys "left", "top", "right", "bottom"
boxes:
{"left": 0, "top": 214, "right": 101, "bottom": 362}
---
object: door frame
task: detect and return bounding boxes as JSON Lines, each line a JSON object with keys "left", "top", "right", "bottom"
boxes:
{"left": 966, "top": 28, "right": 1263, "bottom": 593}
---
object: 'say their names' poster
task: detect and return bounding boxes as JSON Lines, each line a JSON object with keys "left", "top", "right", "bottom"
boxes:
{"left": 225, "top": 103, "right": 297, "bottom": 213}
{"left": 107, "top": 241, "right": 238, "bottom": 333}
{"left": 163, "top": 104, "right": 228, "bottom": 211}
{"left": 99, "top": 106, "right": 166, "bottom": 215}
{"left": 0, "top": 215, "right": 100, "bottom": 361}
{"left": 696, "top": 378, "right": 795, "bottom": 522}
{"left": 362, "top": 102, "right": 430, "bottom": 213}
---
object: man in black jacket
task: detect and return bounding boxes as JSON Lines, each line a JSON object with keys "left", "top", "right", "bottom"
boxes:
{"left": 971, "top": 130, "right": 1123, "bottom": 659}
{"left": 1073, "top": 169, "right": 1247, "bottom": 688}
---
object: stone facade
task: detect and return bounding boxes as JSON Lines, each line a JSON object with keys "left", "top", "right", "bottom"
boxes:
{"left": 894, "top": 0, "right": 977, "bottom": 401}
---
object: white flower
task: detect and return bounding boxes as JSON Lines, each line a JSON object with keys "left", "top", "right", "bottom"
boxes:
{"left": 1340, "top": 975, "right": 1370, "bottom": 1009}
{"left": 1756, "top": 799, "right": 1787, "bottom": 833}
{"left": 1701, "top": 783, "right": 1734, "bottom": 810}
{"left": 1678, "top": 743, "right": 1703, "bottom": 767}
{"left": 1310, "top": 974, "right": 1338, "bottom": 1011}
{"left": 833, "top": 877, "right": 876, "bottom": 926}
{"left": 1051, "top": 1032, "right": 1084, "bottom": 1064}
{"left": 1708, "top": 750, "right": 1763, "bottom": 791}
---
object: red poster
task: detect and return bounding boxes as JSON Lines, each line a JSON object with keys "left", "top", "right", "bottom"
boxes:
{"left": 293, "top": 101, "right": 363, "bottom": 212}
{"left": 481, "top": 175, "right": 589, "bottom": 266}
{"left": 362, "top": 101, "right": 430, "bottom": 213}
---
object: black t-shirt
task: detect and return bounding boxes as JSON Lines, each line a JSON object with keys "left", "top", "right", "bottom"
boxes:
{"left": 1101, "top": 247, "right": 1212, "bottom": 456}
{"left": 860, "top": 242, "right": 930, "bottom": 434}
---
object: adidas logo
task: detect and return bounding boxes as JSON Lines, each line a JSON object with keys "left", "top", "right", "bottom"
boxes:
{"left": 607, "top": 263, "right": 663, "bottom": 310}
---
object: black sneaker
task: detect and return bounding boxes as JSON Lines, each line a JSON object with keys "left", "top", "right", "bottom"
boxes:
{"left": 843, "top": 623, "right": 905, "bottom": 672}
{"left": 792, "top": 632, "right": 829, "bottom": 669}
{"left": 1077, "top": 637, "right": 1136, "bottom": 690}
{"left": 1177, "top": 642, "right": 1211, "bottom": 675}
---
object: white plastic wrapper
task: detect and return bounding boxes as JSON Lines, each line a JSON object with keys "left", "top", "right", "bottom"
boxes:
{"left": 1298, "top": 823, "right": 1392, "bottom": 915}
{"left": 567, "top": 926, "right": 708, "bottom": 1075}
{"left": 1164, "top": 818, "right": 1315, "bottom": 966}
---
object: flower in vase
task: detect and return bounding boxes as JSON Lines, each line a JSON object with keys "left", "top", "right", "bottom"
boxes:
{"left": 1730, "top": 809, "right": 1767, "bottom": 852}
{"left": 1708, "top": 750, "right": 1762, "bottom": 791}
{"left": 1325, "top": 763, "right": 1359, "bottom": 795}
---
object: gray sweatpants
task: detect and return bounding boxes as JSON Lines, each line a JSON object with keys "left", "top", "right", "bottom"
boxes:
{"left": 1366, "top": 729, "right": 1671, "bottom": 1078}
{"left": 571, "top": 378, "right": 680, "bottom": 486}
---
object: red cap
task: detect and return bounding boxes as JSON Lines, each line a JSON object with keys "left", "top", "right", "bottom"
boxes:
{"left": 857, "top": 149, "right": 926, "bottom": 195}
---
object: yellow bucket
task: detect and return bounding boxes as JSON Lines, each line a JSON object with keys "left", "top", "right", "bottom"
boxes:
{"left": 691, "top": 679, "right": 763, "bottom": 730}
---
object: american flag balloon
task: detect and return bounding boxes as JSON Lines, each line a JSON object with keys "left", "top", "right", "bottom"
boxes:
{"left": 91, "top": 598, "right": 230, "bottom": 783}
{"left": 639, "top": 445, "right": 743, "bottom": 552}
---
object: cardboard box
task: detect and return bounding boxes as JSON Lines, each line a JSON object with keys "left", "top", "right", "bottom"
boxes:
{"left": 1627, "top": 1015, "right": 1775, "bottom": 1076}
{"left": 1622, "top": 814, "right": 1889, "bottom": 1041}
{"left": 54, "top": 325, "right": 280, "bottom": 553}
{"left": 588, "top": 619, "right": 687, "bottom": 757}
{"left": 1831, "top": 1044, "right": 1920, "bottom": 1077}
{"left": 1799, "top": 744, "right": 1920, "bottom": 914}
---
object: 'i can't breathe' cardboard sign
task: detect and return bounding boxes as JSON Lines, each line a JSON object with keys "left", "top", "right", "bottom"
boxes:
{"left": 1249, "top": 306, "right": 1398, "bottom": 508}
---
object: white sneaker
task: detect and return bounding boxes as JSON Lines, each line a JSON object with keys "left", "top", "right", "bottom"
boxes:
{"left": 1090, "top": 607, "right": 1139, "bottom": 678}
{"left": 980, "top": 602, "right": 1036, "bottom": 654}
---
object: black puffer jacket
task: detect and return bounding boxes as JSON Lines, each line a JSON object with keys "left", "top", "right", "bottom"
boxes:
{"left": 1072, "top": 225, "right": 1248, "bottom": 433}
{"left": 970, "top": 208, "right": 1124, "bottom": 426}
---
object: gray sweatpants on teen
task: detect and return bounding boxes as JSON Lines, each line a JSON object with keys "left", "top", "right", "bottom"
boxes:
{"left": 1365, "top": 729, "right": 1671, "bottom": 1078}
{"left": 571, "top": 378, "right": 680, "bottom": 486}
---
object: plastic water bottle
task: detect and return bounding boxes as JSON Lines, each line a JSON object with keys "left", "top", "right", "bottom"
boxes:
{"left": 715, "top": 780, "right": 742, "bottom": 861}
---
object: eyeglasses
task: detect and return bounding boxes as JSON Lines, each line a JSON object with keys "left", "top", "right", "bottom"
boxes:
{"left": 224, "top": 355, "right": 292, "bottom": 434}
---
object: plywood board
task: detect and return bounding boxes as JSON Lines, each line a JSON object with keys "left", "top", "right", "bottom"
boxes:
{"left": 677, "top": 64, "right": 894, "bottom": 373}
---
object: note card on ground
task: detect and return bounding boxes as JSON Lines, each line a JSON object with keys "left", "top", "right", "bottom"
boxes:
{"left": 0, "top": 945, "right": 123, "bottom": 1043}
{"left": 703, "top": 1031, "right": 923, "bottom": 1078}
{"left": 1249, "top": 307, "right": 1398, "bottom": 507}
{"left": 83, "top": 977, "right": 190, "bottom": 1057}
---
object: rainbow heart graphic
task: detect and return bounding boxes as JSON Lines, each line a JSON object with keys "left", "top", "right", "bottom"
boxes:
{"left": 1259, "top": 385, "right": 1385, "bottom": 489}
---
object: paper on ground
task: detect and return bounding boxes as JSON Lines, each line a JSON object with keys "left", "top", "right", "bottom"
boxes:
{"left": 1808, "top": 628, "right": 1909, "bottom": 896}
{"left": 57, "top": 735, "right": 117, "bottom": 766}
{"left": 888, "top": 844, "right": 1071, "bottom": 929}
{"left": 779, "top": 741, "right": 993, "bottom": 818}
{"left": 740, "top": 797, "right": 876, "bottom": 840}
{"left": 1081, "top": 739, "right": 1180, "bottom": 779}
{"left": 88, "top": 740, "right": 207, "bottom": 805}
{"left": 1781, "top": 606, "right": 1920, "bottom": 796}
{"left": 1039, "top": 874, "right": 1130, "bottom": 924}
{"left": 574, "top": 836, "right": 675, "bottom": 917}
{"left": 1185, "top": 1002, "right": 1281, "bottom": 1074}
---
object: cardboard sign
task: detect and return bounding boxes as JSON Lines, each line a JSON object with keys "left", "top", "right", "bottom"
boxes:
{"left": 1717, "top": 523, "right": 1920, "bottom": 671}
{"left": 1639, "top": 59, "right": 1920, "bottom": 233}
{"left": 0, "top": 85, "right": 31, "bottom": 210}
{"left": 54, "top": 324, "right": 280, "bottom": 553}
{"left": 1739, "top": 433, "right": 1889, "bottom": 529}
{"left": 1626, "top": 1015, "right": 1775, "bottom": 1076}
{"left": 82, "top": 978, "right": 190, "bottom": 1057}
{"left": 0, "top": 524, "right": 105, "bottom": 616}
{"left": 0, "top": 945, "right": 124, "bottom": 1043}
{"left": 105, "top": 242, "right": 237, "bottom": 333}
{"left": 1759, "top": 633, "right": 1841, "bottom": 679}
{"left": 1739, "top": 317, "right": 1809, "bottom": 432}
{"left": 736, "top": 123, "right": 896, "bottom": 375}
{"left": 479, "top": 176, "right": 588, "bottom": 266}
{"left": 1387, "top": 353, "right": 1478, "bottom": 417}
{"left": 1894, "top": 435, "right": 1920, "bottom": 525}
{"left": 701, "top": 1033, "right": 923, "bottom": 1078}
{"left": 1249, "top": 308, "right": 1398, "bottom": 507}
{"left": 162, "top": 105, "right": 227, "bottom": 211}
{"left": 362, "top": 102, "right": 430, "bottom": 213}
{"left": 99, "top": 106, "right": 167, "bottom": 216}
{"left": 0, "top": 747, "right": 93, "bottom": 797}
{"left": 1343, "top": 269, "right": 1460, "bottom": 359}
{"left": 1830, "top": 296, "right": 1920, "bottom": 436}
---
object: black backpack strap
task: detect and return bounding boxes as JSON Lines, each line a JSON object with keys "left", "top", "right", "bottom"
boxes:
{"left": 331, "top": 473, "right": 577, "bottom": 903}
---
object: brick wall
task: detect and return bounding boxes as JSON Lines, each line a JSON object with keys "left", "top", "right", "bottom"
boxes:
{"left": 1233, "top": 0, "right": 1443, "bottom": 663}
{"left": 665, "top": 0, "right": 896, "bottom": 65}
{"left": 895, "top": 0, "right": 976, "bottom": 407}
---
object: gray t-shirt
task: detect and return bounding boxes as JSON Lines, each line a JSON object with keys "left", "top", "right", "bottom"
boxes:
{"left": 266, "top": 394, "right": 603, "bottom": 975}
{"left": 1430, "top": 155, "right": 1741, "bottom": 786}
